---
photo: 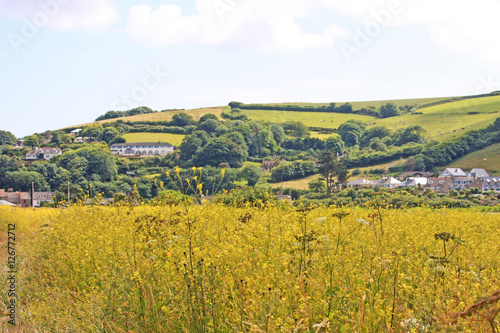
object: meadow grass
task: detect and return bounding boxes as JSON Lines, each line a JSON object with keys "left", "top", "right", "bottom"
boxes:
{"left": 446, "top": 143, "right": 500, "bottom": 176}
{"left": 2, "top": 201, "right": 499, "bottom": 332}
{"left": 123, "top": 132, "right": 185, "bottom": 146}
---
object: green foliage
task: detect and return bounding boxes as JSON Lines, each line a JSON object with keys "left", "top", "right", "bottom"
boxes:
{"left": 102, "top": 127, "right": 120, "bottom": 144}
{"left": 170, "top": 113, "right": 196, "bottom": 127}
{"left": 308, "top": 176, "right": 326, "bottom": 193}
{"left": 239, "top": 164, "right": 262, "bottom": 186}
{"left": 81, "top": 124, "right": 104, "bottom": 141}
{"left": 338, "top": 120, "right": 366, "bottom": 146}
{"left": 214, "top": 187, "right": 277, "bottom": 207}
{"left": 194, "top": 137, "right": 247, "bottom": 168}
{"left": 325, "top": 135, "right": 345, "bottom": 154}
{"left": 95, "top": 106, "right": 156, "bottom": 121}
{"left": 24, "top": 134, "right": 40, "bottom": 148}
{"left": 380, "top": 103, "right": 399, "bottom": 118}
{"left": 270, "top": 160, "right": 316, "bottom": 183}
{"left": 5, "top": 170, "right": 50, "bottom": 191}
{"left": 58, "top": 145, "right": 117, "bottom": 183}
{"left": 0, "top": 130, "right": 16, "bottom": 145}
{"left": 282, "top": 121, "right": 310, "bottom": 137}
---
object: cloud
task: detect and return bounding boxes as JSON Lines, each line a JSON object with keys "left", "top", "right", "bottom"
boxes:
{"left": 323, "top": 0, "right": 500, "bottom": 64}
{"left": 126, "top": 0, "right": 349, "bottom": 52}
{"left": 0, "top": 0, "right": 120, "bottom": 33}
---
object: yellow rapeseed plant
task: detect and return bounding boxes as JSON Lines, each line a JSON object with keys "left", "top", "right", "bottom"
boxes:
{"left": 0, "top": 199, "right": 499, "bottom": 332}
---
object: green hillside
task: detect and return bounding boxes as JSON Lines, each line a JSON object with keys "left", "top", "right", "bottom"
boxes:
{"left": 265, "top": 96, "right": 452, "bottom": 109}
{"left": 446, "top": 143, "right": 500, "bottom": 176}
{"left": 242, "top": 95, "right": 500, "bottom": 142}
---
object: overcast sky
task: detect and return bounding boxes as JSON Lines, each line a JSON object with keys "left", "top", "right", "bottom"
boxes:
{"left": 1, "top": 0, "right": 500, "bottom": 137}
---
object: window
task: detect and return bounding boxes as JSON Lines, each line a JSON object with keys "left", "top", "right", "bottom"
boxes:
{"left": 439, "top": 181, "right": 444, "bottom": 184}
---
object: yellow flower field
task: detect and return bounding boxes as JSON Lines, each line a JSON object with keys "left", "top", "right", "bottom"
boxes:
{"left": 1, "top": 203, "right": 499, "bottom": 332}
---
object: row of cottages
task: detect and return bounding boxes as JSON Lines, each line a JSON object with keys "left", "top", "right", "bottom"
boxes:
{"left": 110, "top": 142, "right": 175, "bottom": 157}
{"left": 25, "top": 147, "right": 62, "bottom": 160}
{"left": 346, "top": 168, "right": 499, "bottom": 193}
{"left": 0, "top": 189, "right": 55, "bottom": 207}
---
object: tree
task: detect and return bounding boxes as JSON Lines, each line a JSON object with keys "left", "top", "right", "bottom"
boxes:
{"left": 179, "top": 135, "right": 203, "bottom": 160}
{"left": 318, "top": 151, "right": 348, "bottom": 195}
{"left": 282, "top": 121, "right": 310, "bottom": 137}
{"left": 24, "top": 135, "right": 40, "bottom": 148}
{"left": 5, "top": 171, "right": 50, "bottom": 191}
{"left": 196, "top": 119, "right": 219, "bottom": 134}
{"left": 171, "top": 113, "right": 195, "bottom": 127}
{"left": 393, "top": 125, "right": 427, "bottom": 146}
{"left": 81, "top": 124, "right": 104, "bottom": 141}
{"left": 270, "top": 124, "right": 286, "bottom": 144}
{"left": 360, "top": 126, "right": 390, "bottom": 147}
{"left": 325, "top": 135, "right": 345, "bottom": 154}
{"left": 380, "top": 103, "right": 399, "bottom": 118}
{"left": 0, "top": 130, "right": 17, "bottom": 145}
{"left": 50, "top": 132, "right": 61, "bottom": 144}
{"left": 239, "top": 164, "right": 262, "bottom": 186}
{"left": 194, "top": 137, "right": 247, "bottom": 168}
{"left": 102, "top": 127, "right": 120, "bottom": 144}
{"left": 338, "top": 120, "right": 366, "bottom": 146}
{"left": 309, "top": 176, "right": 326, "bottom": 193}
{"left": 198, "top": 113, "right": 219, "bottom": 123}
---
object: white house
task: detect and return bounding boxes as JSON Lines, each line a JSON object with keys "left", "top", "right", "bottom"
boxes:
{"left": 482, "top": 177, "right": 500, "bottom": 192}
{"left": 346, "top": 179, "right": 372, "bottom": 189}
{"left": 70, "top": 129, "right": 82, "bottom": 136}
{"left": 33, "top": 192, "right": 55, "bottom": 207}
{"left": 110, "top": 142, "right": 174, "bottom": 157}
{"left": 398, "top": 177, "right": 428, "bottom": 188}
{"left": 372, "top": 177, "right": 402, "bottom": 189}
{"left": 26, "top": 147, "right": 62, "bottom": 160}
{"left": 467, "top": 168, "right": 489, "bottom": 180}
{"left": 439, "top": 168, "right": 467, "bottom": 178}
{"left": 13, "top": 139, "right": 24, "bottom": 149}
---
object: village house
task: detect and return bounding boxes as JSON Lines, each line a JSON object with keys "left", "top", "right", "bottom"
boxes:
{"left": 0, "top": 189, "right": 6, "bottom": 200}
{"left": 33, "top": 192, "right": 55, "bottom": 207}
{"left": 110, "top": 142, "right": 174, "bottom": 157}
{"left": 424, "top": 177, "right": 454, "bottom": 194}
{"left": 6, "top": 191, "right": 31, "bottom": 207}
{"left": 74, "top": 137, "right": 95, "bottom": 143}
{"left": 398, "top": 177, "right": 428, "bottom": 188}
{"left": 451, "top": 177, "right": 475, "bottom": 191}
{"left": 346, "top": 178, "right": 372, "bottom": 189}
{"left": 26, "top": 147, "right": 62, "bottom": 160}
{"left": 467, "top": 168, "right": 490, "bottom": 181}
{"left": 70, "top": 129, "right": 82, "bottom": 136}
{"left": 439, "top": 168, "right": 467, "bottom": 178}
{"left": 372, "top": 177, "right": 401, "bottom": 189}
{"left": 398, "top": 171, "right": 433, "bottom": 180}
{"left": 13, "top": 139, "right": 24, "bottom": 149}
{"left": 482, "top": 177, "right": 500, "bottom": 192}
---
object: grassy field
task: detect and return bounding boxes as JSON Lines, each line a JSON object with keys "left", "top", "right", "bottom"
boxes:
{"left": 267, "top": 173, "right": 318, "bottom": 190}
{"left": 123, "top": 132, "right": 185, "bottom": 146}
{"left": 374, "top": 95, "right": 500, "bottom": 141}
{"left": 70, "top": 107, "right": 226, "bottom": 128}
{"left": 243, "top": 109, "right": 374, "bottom": 129}
{"left": 244, "top": 95, "right": 500, "bottom": 143}
{"left": 264, "top": 96, "right": 452, "bottom": 109}
{"left": 3, "top": 204, "right": 500, "bottom": 331}
{"left": 446, "top": 143, "right": 500, "bottom": 176}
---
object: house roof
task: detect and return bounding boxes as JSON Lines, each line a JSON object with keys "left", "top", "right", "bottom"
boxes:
{"left": 468, "top": 168, "right": 489, "bottom": 178}
{"left": 440, "top": 168, "right": 467, "bottom": 177}
{"left": 347, "top": 179, "right": 372, "bottom": 185}
{"left": 0, "top": 200, "right": 16, "bottom": 206}
{"left": 111, "top": 142, "right": 173, "bottom": 148}
{"left": 374, "top": 177, "right": 401, "bottom": 185}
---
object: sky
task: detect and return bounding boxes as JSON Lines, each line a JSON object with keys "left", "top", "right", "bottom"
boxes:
{"left": 1, "top": 0, "right": 500, "bottom": 138}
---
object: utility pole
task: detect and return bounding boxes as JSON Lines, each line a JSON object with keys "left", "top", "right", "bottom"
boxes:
{"left": 31, "top": 181, "right": 34, "bottom": 207}
{"left": 67, "top": 181, "right": 70, "bottom": 206}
